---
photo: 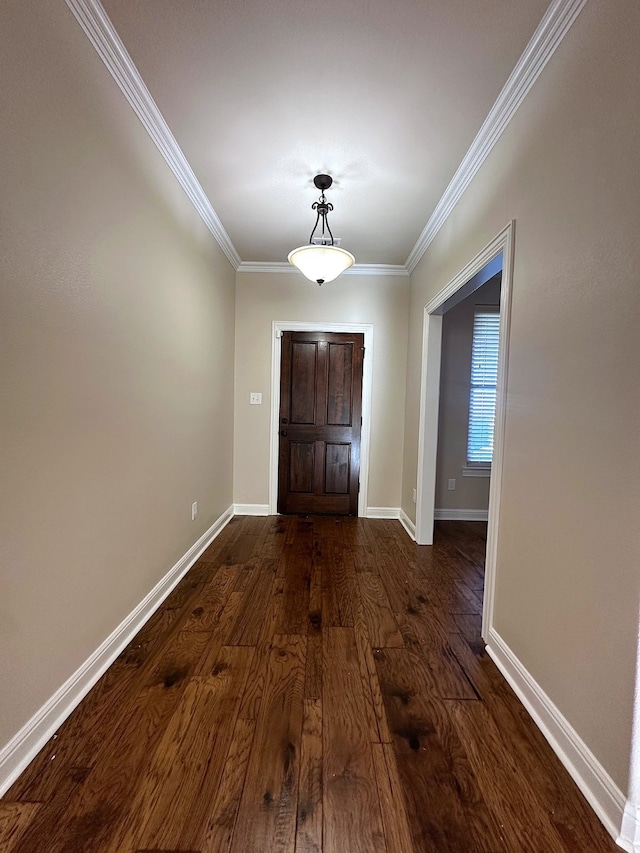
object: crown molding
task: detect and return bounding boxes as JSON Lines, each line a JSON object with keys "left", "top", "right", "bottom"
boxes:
{"left": 64, "top": 0, "right": 242, "bottom": 270}
{"left": 66, "top": 0, "right": 586, "bottom": 276}
{"left": 405, "top": 0, "right": 588, "bottom": 273}
{"left": 237, "top": 261, "right": 409, "bottom": 277}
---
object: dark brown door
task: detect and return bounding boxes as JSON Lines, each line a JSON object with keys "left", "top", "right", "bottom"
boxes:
{"left": 278, "top": 331, "right": 364, "bottom": 515}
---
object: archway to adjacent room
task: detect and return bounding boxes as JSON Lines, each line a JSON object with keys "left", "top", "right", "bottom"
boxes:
{"left": 415, "top": 221, "right": 514, "bottom": 637}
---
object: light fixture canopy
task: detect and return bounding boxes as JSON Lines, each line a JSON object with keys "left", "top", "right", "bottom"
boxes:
{"left": 288, "top": 175, "right": 355, "bottom": 285}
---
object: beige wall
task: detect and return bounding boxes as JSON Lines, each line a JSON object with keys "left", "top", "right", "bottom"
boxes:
{"left": 435, "top": 276, "right": 500, "bottom": 511}
{"left": 0, "top": 2, "right": 235, "bottom": 749}
{"left": 234, "top": 272, "right": 409, "bottom": 510}
{"left": 402, "top": 2, "right": 640, "bottom": 791}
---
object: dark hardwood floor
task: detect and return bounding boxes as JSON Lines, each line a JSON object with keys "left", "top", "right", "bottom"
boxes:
{"left": 0, "top": 516, "right": 619, "bottom": 852}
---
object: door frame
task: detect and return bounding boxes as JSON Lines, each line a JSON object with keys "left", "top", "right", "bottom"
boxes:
{"left": 269, "top": 321, "right": 374, "bottom": 517}
{"left": 415, "top": 221, "right": 515, "bottom": 639}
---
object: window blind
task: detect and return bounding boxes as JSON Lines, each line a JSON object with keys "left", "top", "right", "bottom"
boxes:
{"left": 467, "top": 310, "right": 500, "bottom": 463}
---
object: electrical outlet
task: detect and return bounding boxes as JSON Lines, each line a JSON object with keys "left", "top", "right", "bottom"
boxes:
{"left": 412, "top": 488, "right": 417, "bottom": 504}
{"left": 249, "top": 392, "right": 262, "bottom": 405}
{"left": 191, "top": 501, "right": 198, "bottom": 520}
{"left": 447, "top": 478, "right": 456, "bottom": 491}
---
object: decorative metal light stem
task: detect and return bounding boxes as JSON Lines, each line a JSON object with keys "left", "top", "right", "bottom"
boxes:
{"left": 288, "top": 175, "right": 355, "bottom": 285}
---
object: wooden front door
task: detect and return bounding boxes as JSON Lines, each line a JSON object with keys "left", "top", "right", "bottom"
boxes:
{"left": 277, "top": 330, "right": 364, "bottom": 515}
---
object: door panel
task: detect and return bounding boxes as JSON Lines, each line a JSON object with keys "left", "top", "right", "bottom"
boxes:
{"left": 290, "top": 342, "right": 318, "bottom": 424}
{"left": 278, "top": 331, "right": 364, "bottom": 515}
{"left": 324, "top": 443, "right": 351, "bottom": 494}
{"left": 326, "top": 343, "right": 353, "bottom": 425}
{"left": 289, "top": 442, "right": 315, "bottom": 493}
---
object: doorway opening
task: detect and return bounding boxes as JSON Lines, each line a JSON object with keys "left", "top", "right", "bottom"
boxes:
{"left": 269, "top": 321, "right": 374, "bottom": 517}
{"left": 415, "top": 222, "right": 514, "bottom": 639}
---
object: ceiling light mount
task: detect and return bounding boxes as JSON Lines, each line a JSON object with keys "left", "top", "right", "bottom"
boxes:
{"left": 288, "top": 174, "right": 355, "bottom": 285}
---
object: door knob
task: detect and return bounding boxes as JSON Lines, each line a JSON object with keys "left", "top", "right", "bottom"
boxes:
{"left": 281, "top": 430, "right": 288, "bottom": 437}
{"left": 281, "top": 417, "right": 289, "bottom": 424}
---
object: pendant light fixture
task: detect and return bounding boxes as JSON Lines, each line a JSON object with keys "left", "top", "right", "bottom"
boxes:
{"left": 288, "top": 174, "right": 355, "bottom": 285}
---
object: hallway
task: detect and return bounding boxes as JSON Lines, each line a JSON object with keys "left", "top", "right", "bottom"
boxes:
{"left": 1, "top": 516, "right": 618, "bottom": 852}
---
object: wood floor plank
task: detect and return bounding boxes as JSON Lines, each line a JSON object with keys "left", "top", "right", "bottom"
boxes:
{"left": 4, "top": 658, "right": 136, "bottom": 802}
{"left": 447, "top": 632, "right": 618, "bottom": 852}
{"left": 308, "top": 561, "right": 322, "bottom": 633}
{"left": 319, "top": 534, "right": 353, "bottom": 628}
{"left": 304, "top": 633, "right": 322, "bottom": 700}
{"left": 378, "top": 561, "right": 478, "bottom": 700}
{"left": 277, "top": 553, "right": 312, "bottom": 635}
{"left": 222, "top": 530, "right": 264, "bottom": 567}
{"left": 449, "top": 700, "right": 568, "bottom": 853}
{"left": 235, "top": 575, "right": 286, "bottom": 720}
{"left": 10, "top": 629, "right": 214, "bottom": 853}
{"left": 322, "top": 628, "right": 386, "bottom": 853}
{"left": 106, "top": 646, "right": 253, "bottom": 852}
{"left": 372, "top": 743, "right": 415, "bottom": 853}
{"left": 199, "top": 516, "right": 247, "bottom": 558}
{"left": 7, "top": 765, "right": 91, "bottom": 815}
{"left": 201, "top": 717, "right": 256, "bottom": 853}
{"left": 420, "top": 640, "right": 480, "bottom": 701}
{"left": 351, "top": 604, "right": 392, "bottom": 744}
{"left": 356, "top": 571, "right": 404, "bottom": 648}
{"left": 342, "top": 551, "right": 389, "bottom": 743}
{"left": 374, "top": 646, "right": 504, "bottom": 852}
{"left": 3, "top": 768, "right": 95, "bottom": 853}
{"left": 133, "top": 849, "right": 199, "bottom": 852}
{"left": 305, "top": 560, "right": 323, "bottom": 699}
{"left": 9, "top": 566, "right": 214, "bottom": 804}
{"left": 179, "top": 564, "right": 239, "bottom": 631}
{"left": 453, "top": 578, "right": 484, "bottom": 614}
{"left": 224, "top": 563, "right": 276, "bottom": 646}
{"left": 230, "top": 635, "right": 306, "bottom": 853}
{"left": 0, "top": 803, "right": 42, "bottom": 852}
{"left": 295, "top": 698, "right": 323, "bottom": 853}
{"left": 193, "top": 590, "right": 249, "bottom": 677}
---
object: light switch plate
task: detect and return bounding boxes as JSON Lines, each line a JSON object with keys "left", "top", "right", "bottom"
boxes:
{"left": 249, "top": 392, "right": 262, "bottom": 405}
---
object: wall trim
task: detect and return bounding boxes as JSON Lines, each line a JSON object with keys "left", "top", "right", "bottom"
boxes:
{"left": 366, "top": 507, "right": 417, "bottom": 541}
{"left": 618, "top": 607, "right": 640, "bottom": 851}
{"left": 233, "top": 503, "right": 269, "bottom": 516}
{"left": 414, "top": 221, "right": 514, "bottom": 656}
{"left": 66, "top": 0, "right": 587, "bottom": 280}
{"left": 434, "top": 508, "right": 489, "bottom": 522}
{"left": 405, "top": 0, "right": 588, "bottom": 272}
{"left": 486, "top": 627, "right": 626, "bottom": 844}
{"left": 64, "top": 0, "right": 241, "bottom": 270}
{"left": 365, "top": 507, "right": 400, "bottom": 519}
{"left": 269, "top": 322, "right": 374, "bottom": 517}
{"left": 399, "top": 509, "right": 417, "bottom": 541}
{"left": 0, "top": 505, "right": 234, "bottom": 798}
{"left": 237, "top": 262, "right": 409, "bottom": 277}
{"left": 619, "top": 802, "right": 640, "bottom": 852}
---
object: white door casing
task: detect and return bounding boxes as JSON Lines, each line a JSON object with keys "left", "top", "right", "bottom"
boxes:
{"left": 415, "top": 221, "right": 515, "bottom": 640}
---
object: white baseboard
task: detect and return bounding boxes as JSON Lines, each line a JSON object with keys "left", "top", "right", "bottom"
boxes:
{"left": 365, "top": 506, "right": 416, "bottom": 541}
{"left": 0, "top": 504, "right": 234, "bottom": 798}
{"left": 365, "top": 506, "right": 400, "bottom": 519}
{"left": 233, "top": 503, "right": 270, "bottom": 516}
{"left": 618, "top": 802, "right": 640, "bottom": 851}
{"left": 434, "top": 508, "right": 489, "bottom": 521}
{"left": 399, "top": 509, "right": 416, "bottom": 541}
{"left": 486, "top": 627, "right": 626, "bottom": 844}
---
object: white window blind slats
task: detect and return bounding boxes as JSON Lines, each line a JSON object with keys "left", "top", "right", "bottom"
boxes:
{"left": 467, "top": 311, "right": 500, "bottom": 463}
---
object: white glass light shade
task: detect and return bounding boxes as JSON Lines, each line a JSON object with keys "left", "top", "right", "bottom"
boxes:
{"left": 288, "top": 244, "right": 355, "bottom": 284}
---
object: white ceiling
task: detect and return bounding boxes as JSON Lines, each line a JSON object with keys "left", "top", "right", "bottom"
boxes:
{"left": 97, "top": 0, "right": 551, "bottom": 267}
